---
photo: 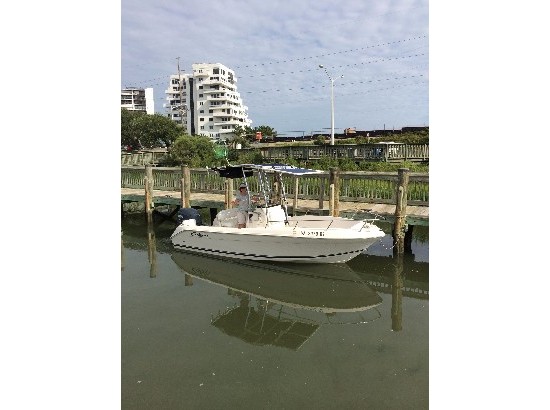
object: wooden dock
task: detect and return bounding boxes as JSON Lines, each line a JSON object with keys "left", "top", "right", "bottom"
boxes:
{"left": 121, "top": 187, "right": 429, "bottom": 226}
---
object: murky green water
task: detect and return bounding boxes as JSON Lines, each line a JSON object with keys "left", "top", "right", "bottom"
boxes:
{"left": 121, "top": 216, "right": 428, "bottom": 409}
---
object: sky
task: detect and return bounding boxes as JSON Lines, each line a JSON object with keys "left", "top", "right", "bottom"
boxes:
{"left": 122, "top": 0, "right": 428, "bottom": 137}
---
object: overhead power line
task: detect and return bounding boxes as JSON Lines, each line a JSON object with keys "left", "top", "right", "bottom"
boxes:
{"left": 122, "top": 34, "right": 427, "bottom": 87}
{"left": 234, "top": 35, "right": 427, "bottom": 69}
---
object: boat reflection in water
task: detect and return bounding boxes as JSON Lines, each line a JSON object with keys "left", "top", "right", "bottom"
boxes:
{"left": 171, "top": 251, "right": 383, "bottom": 350}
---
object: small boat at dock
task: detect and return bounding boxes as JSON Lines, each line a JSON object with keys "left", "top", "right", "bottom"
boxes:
{"left": 170, "top": 164, "right": 385, "bottom": 263}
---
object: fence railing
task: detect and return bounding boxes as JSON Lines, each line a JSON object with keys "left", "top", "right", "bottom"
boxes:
{"left": 122, "top": 167, "right": 429, "bottom": 206}
{"left": 258, "top": 143, "right": 428, "bottom": 163}
{"left": 121, "top": 143, "right": 429, "bottom": 166}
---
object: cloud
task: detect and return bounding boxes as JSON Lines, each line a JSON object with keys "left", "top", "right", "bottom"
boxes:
{"left": 122, "top": 0, "right": 428, "bottom": 133}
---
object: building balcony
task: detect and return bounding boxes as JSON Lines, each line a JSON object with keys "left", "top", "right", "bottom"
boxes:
{"left": 201, "top": 89, "right": 225, "bottom": 94}
{"left": 203, "top": 77, "right": 224, "bottom": 85}
{"left": 207, "top": 96, "right": 231, "bottom": 102}
{"left": 214, "top": 119, "right": 241, "bottom": 126}
{"left": 210, "top": 106, "right": 235, "bottom": 117}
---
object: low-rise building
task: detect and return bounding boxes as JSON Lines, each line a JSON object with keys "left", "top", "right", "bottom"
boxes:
{"left": 121, "top": 87, "right": 154, "bottom": 114}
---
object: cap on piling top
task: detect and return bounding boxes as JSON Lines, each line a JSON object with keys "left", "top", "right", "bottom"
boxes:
{"left": 239, "top": 183, "right": 247, "bottom": 189}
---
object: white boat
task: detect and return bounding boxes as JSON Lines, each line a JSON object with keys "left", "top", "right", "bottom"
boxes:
{"left": 170, "top": 164, "right": 385, "bottom": 263}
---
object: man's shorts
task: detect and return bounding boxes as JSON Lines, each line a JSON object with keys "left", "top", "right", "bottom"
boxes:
{"left": 237, "top": 211, "right": 247, "bottom": 225}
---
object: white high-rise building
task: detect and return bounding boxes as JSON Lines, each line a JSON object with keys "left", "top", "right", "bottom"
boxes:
{"left": 121, "top": 87, "right": 154, "bottom": 114}
{"left": 164, "top": 63, "right": 252, "bottom": 141}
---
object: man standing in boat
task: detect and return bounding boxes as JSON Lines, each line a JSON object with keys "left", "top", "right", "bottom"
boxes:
{"left": 233, "top": 182, "right": 253, "bottom": 228}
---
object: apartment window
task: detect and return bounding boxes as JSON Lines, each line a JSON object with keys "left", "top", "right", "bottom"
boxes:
{"left": 209, "top": 126, "right": 214, "bottom": 129}
{"left": 200, "top": 126, "right": 205, "bottom": 130}
{"left": 199, "top": 94, "right": 203, "bottom": 98}
{"left": 213, "top": 68, "right": 219, "bottom": 74}
{"left": 199, "top": 110, "right": 204, "bottom": 113}
{"left": 209, "top": 118, "right": 214, "bottom": 121}
{"left": 200, "top": 118, "right": 204, "bottom": 122}
{"left": 199, "top": 85, "right": 203, "bottom": 89}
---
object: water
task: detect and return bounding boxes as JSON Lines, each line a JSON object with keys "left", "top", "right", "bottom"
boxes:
{"left": 121, "top": 216, "right": 429, "bottom": 409}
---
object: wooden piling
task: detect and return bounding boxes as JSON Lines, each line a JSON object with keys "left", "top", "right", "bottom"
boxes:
{"left": 147, "top": 217, "right": 157, "bottom": 278}
{"left": 391, "top": 254, "right": 404, "bottom": 331}
{"left": 225, "top": 179, "right": 234, "bottom": 209}
{"left": 393, "top": 168, "right": 410, "bottom": 255}
{"left": 404, "top": 225, "right": 414, "bottom": 253}
{"left": 145, "top": 164, "right": 154, "bottom": 221}
{"left": 318, "top": 174, "right": 326, "bottom": 210}
{"left": 180, "top": 167, "right": 185, "bottom": 208}
{"left": 329, "top": 167, "right": 340, "bottom": 216}
{"left": 293, "top": 176, "right": 299, "bottom": 216}
{"left": 182, "top": 165, "right": 191, "bottom": 208}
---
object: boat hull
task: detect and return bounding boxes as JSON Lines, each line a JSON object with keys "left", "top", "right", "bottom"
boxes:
{"left": 171, "top": 223, "right": 384, "bottom": 263}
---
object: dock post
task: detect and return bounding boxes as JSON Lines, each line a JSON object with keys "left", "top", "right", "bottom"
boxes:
{"left": 393, "top": 168, "right": 410, "bottom": 255}
{"left": 225, "top": 179, "right": 234, "bottom": 209}
{"left": 180, "top": 166, "right": 185, "bottom": 207}
{"left": 182, "top": 165, "right": 191, "bottom": 208}
{"left": 293, "top": 176, "right": 299, "bottom": 216}
{"left": 404, "top": 225, "right": 414, "bottom": 253}
{"left": 318, "top": 174, "right": 325, "bottom": 210}
{"left": 329, "top": 167, "right": 340, "bottom": 216}
{"left": 145, "top": 164, "right": 154, "bottom": 222}
{"left": 391, "top": 253, "right": 404, "bottom": 331}
{"left": 147, "top": 218, "right": 157, "bottom": 278}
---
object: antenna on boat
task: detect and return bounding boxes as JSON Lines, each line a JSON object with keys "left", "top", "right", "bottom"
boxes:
{"left": 276, "top": 171, "right": 290, "bottom": 225}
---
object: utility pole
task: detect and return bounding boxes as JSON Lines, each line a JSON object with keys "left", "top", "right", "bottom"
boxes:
{"left": 176, "top": 57, "right": 186, "bottom": 130}
{"left": 319, "top": 65, "right": 343, "bottom": 146}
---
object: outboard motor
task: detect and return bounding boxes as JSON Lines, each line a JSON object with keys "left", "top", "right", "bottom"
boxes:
{"left": 176, "top": 208, "right": 203, "bottom": 226}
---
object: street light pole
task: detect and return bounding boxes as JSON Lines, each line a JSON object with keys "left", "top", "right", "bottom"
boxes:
{"left": 319, "top": 64, "right": 343, "bottom": 146}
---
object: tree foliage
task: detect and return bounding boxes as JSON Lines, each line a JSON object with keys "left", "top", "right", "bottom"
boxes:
{"left": 254, "top": 125, "right": 277, "bottom": 137}
{"left": 168, "top": 134, "right": 221, "bottom": 167}
{"left": 232, "top": 125, "right": 253, "bottom": 139}
{"left": 233, "top": 124, "right": 278, "bottom": 142}
{"left": 121, "top": 109, "right": 182, "bottom": 149}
